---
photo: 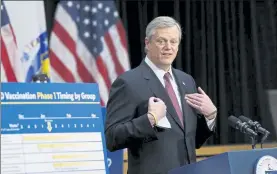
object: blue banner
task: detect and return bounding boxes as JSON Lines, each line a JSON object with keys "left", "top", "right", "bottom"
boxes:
{"left": 1, "top": 82, "right": 109, "bottom": 174}
{"left": 102, "top": 107, "right": 124, "bottom": 174}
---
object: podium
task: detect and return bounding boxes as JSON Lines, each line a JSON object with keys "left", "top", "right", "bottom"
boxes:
{"left": 169, "top": 148, "right": 277, "bottom": 174}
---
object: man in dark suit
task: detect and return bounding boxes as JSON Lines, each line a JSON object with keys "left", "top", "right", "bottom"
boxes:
{"left": 105, "top": 16, "right": 217, "bottom": 174}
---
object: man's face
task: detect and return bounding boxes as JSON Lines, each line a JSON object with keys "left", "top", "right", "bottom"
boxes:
{"left": 145, "top": 26, "right": 180, "bottom": 70}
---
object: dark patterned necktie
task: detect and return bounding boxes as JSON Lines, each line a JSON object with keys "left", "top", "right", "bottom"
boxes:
{"left": 163, "top": 72, "right": 183, "bottom": 126}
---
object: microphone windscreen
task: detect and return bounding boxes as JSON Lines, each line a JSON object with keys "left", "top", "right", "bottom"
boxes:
{"left": 228, "top": 116, "right": 240, "bottom": 129}
{"left": 238, "top": 115, "right": 251, "bottom": 123}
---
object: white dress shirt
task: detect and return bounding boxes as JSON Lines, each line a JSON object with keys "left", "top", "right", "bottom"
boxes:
{"left": 145, "top": 56, "right": 215, "bottom": 130}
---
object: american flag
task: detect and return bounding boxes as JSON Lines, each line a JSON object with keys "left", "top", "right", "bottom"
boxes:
{"left": 49, "top": 1, "right": 130, "bottom": 105}
{"left": 1, "top": 3, "right": 19, "bottom": 82}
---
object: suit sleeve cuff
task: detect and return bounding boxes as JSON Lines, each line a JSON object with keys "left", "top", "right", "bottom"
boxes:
{"left": 134, "top": 114, "right": 158, "bottom": 139}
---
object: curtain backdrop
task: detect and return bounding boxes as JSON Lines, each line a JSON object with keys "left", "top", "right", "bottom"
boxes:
{"left": 44, "top": 0, "right": 277, "bottom": 145}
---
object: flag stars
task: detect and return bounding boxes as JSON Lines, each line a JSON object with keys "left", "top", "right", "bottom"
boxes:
{"left": 83, "top": 18, "right": 90, "bottom": 25}
{"left": 76, "top": 4, "right": 80, "bottom": 9}
{"left": 84, "top": 32, "right": 90, "bottom": 38}
{"left": 104, "top": 19, "right": 109, "bottom": 26}
{"left": 105, "top": 7, "right": 110, "bottom": 13}
{"left": 114, "top": 11, "right": 118, "bottom": 17}
{"left": 84, "top": 5, "right": 90, "bottom": 12}
{"left": 92, "top": 20, "right": 97, "bottom": 26}
{"left": 92, "top": 7, "right": 97, "bottom": 14}
{"left": 67, "top": 1, "right": 73, "bottom": 7}
{"left": 64, "top": 2, "right": 121, "bottom": 58}
{"left": 98, "top": 3, "right": 103, "bottom": 9}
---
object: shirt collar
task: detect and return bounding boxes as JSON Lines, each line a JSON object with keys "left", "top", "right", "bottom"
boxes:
{"left": 144, "top": 56, "right": 174, "bottom": 79}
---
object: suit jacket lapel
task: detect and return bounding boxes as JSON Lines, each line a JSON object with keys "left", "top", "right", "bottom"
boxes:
{"left": 140, "top": 62, "right": 184, "bottom": 130}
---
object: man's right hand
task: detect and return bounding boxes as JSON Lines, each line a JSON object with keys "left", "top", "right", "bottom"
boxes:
{"left": 147, "top": 97, "right": 166, "bottom": 126}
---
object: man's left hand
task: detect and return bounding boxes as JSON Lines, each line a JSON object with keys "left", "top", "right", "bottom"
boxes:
{"left": 185, "top": 87, "right": 217, "bottom": 119}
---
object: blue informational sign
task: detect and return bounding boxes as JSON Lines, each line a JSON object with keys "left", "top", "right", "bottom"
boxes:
{"left": 1, "top": 82, "right": 109, "bottom": 174}
{"left": 102, "top": 107, "right": 124, "bottom": 174}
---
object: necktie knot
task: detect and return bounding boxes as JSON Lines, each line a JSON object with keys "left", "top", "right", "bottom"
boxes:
{"left": 163, "top": 72, "right": 171, "bottom": 81}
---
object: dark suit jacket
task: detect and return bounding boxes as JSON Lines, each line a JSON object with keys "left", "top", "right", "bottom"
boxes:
{"left": 105, "top": 61, "right": 215, "bottom": 174}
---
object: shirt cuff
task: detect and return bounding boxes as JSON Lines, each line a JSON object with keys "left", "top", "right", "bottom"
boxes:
{"left": 205, "top": 116, "right": 216, "bottom": 130}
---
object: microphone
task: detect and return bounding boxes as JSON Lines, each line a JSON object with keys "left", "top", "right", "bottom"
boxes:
{"left": 238, "top": 115, "right": 270, "bottom": 135}
{"left": 228, "top": 116, "right": 257, "bottom": 137}
{"left": 32, "top": 74, "right": 49, "bottom": 83}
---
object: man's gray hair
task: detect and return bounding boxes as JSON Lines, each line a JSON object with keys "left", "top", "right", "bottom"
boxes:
{"left": 145, "top": 16, "right": 182, "bottom": 41}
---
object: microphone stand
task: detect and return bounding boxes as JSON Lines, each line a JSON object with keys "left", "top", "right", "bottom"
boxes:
{"left": 250, "top": 135, "right": 257, "bottom": 149}
{"left": 239, "top": 122, "right": 257, "bottom": 149}
{"left": 260, "top": 131, "right": 270, "bottom": 149}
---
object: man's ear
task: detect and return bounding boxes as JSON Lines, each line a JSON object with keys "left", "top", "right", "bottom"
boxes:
{"left": 145, "top": 37, "right": 149, "bottom": 46}
{"left": 145, "top": 37, "right": 150, "bottom": 52}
